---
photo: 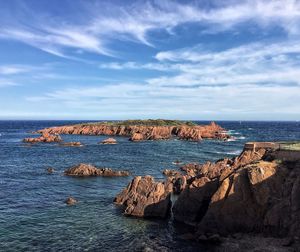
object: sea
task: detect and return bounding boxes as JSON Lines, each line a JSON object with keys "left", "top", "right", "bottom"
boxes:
{"left": 0, "top": 120, "right": 299, "bottom": 251}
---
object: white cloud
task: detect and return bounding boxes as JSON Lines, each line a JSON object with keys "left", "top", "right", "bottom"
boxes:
{"left": 25, "top": 82, "right": 300, "bottom": 120}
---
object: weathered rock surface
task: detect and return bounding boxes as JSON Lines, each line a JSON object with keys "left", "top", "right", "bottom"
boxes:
{"left": 114, "top": 142, "right": 300, "bottom": 249}
{"left": 114, "top": 176, "right": 172, "bottom": 218}
{"left": 60, "top": 141, "right": 83, "bottom": 147}
{"left": 101, "top": 138, "right": 117, "bottom": 144}
{"left": 23, "top": 132, "right": 62, "bottom": 143}
{"left": 37, "top": 121, "right": 229, "bottom": 142}
{"left": 64, "top": 163, "right": 129, "bottom": 177}
{"left": 173, "top": 148, "right": 300, "bottom": 242}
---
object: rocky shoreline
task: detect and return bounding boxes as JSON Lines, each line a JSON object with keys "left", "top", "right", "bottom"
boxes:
{"left": 35, "top": 120, "right": 230, "bottom": 141}
{"left": 114, "top": 142, "right": 300, "bottom": 250}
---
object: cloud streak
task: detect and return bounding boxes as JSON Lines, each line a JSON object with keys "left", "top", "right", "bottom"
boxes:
{"left": 1, "top": 0, "right": 300, "bottom": 59}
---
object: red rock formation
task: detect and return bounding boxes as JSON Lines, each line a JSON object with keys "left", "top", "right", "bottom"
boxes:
{"left": 37, "top": 121, "right": 229, "bottom": 142}
{"left": 23, "top": 132, "right": 62, "bottom": 143}
{"left": 173, "top": 149, "right": 300, "bottom": 243}
{"left": 64, "top": 163, "right": 129, "bottom": 177}
{"left": 101, "top": 138, "right": 117, "bottom": 144}
{"left": 114, "top": 176, "right": 172, "bottom": 218}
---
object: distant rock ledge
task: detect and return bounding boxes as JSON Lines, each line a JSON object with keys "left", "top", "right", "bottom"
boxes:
{"left": 64, "top": 163, "right": 129, "bottom": 177}
{"left": 36, "top": 119, "right": 230, "bottom": 142}
{"left": 23, "top": 132, "right": 62, "bottom": 143}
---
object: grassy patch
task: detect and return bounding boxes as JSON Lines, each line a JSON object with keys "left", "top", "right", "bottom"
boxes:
{"left": 74, "top": 119, "right": 197, "bottom": 127}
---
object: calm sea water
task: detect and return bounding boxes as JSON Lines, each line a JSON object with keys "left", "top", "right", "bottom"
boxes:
{"left": 0, "top": 120, "right": 299, "bottom": 251}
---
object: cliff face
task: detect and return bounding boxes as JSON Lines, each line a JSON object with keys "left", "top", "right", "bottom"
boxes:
{"left": 37, "top": 121, "right": 229, "bottom": 141}
{"left": 114, "top": 145, "right": 300, "bottom": 243}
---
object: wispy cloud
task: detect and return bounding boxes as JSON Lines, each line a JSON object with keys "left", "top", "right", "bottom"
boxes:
{"left": 1, "top": 0, "right": 300, "bottom": 59}
{"left": 26, "top": 82, "right": 300, "bottom": 119}
{"left": 0, "top": 78, "right": 19, "bottom": 87}
{"left": 0, "top": 65, "right": 32, "bottom": 75}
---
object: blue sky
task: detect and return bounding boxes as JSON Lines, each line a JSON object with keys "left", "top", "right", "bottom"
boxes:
{"left": 0, "top": 0, "right": 300, "bottom": 120}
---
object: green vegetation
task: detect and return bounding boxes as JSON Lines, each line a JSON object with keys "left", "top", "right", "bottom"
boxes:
{"left": 279, "top": 142, "right": 300, "bottom": 151}
{"left": 75, "top": 119, "right": 197, "bottom": 127}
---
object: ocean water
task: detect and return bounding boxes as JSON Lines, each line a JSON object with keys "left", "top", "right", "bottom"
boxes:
{"left": 0, "top": 120, "right": 299, "bottom": 251}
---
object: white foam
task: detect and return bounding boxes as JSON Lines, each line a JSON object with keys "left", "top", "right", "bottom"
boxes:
{"left": 226, "top": 138, "right": 236, "bottom": 142}
{"left": 226, "top": 150, "right": 242, "bottom": 155}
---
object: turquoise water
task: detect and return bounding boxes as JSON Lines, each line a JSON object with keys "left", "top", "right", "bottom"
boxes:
{"left": 0, "top": 121, "right": 299, "bottom": 251}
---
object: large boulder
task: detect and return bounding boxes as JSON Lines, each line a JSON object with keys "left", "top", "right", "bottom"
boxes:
{"left": 196, "top": 160, "right": 290, "bottom": 236}
{"left": 64, "top": 163, "right": 129, "bottom": 177}
{"left": 114, "top": 176, "right": 172, "bottom": 218}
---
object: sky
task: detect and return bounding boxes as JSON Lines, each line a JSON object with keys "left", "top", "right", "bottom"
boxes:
{"left": 0, "top": 0, "right": 300, "bottom": 120}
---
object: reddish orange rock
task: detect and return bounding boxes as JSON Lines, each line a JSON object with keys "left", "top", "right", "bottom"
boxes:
{"left": 37, "top": 121, "right": 229, "bottom": 142}
{"left": 23, "top": 133, "right": 62, "bottom": 143}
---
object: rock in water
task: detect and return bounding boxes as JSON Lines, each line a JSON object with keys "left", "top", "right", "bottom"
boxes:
{"left": 101, "top": 138, "right": 117, "bottom": 144}
{"left": 64, "top": 163, "right": 129, "bottom": 177}
{"left": 37, "top": 120, "right": 230, "bottom": 142}
{"left": 114, "top": 176, "right": 172, "bottom": 218}
{"left": 46, "top": 167, "right": 55, "bottom": 174}
{"left": 23, "top": 132, "right": 62, "bottom": 143}
{"left": 65, "top": 197, "right": 77, "bottom": 205}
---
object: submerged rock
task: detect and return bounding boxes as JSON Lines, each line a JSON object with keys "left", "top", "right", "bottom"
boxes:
{"left": 23, "top": 132, "right": 62, "bottom": 143}
{"left": 114, "top": 176, "right": 172, "bottom": 218}
{"left": 101, "top": 138, "right": 117, "bottom": 144}
{"left": 60, "top": 142, "right": 83, "bottom": 147}
{"left": 162, "top": 169, "right": 181, "bottom": 177}
{"left": 64, "top": 163, "right": 129, "bottom": 177}
{"left": 65, "top": 197, "right": 77, "bottom": 205}
{"left": 46, "top": 167, "right": 55, "bottom": 174}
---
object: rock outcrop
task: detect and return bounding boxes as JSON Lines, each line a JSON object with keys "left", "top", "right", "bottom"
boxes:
{"left": 115, "top": 142, "right": 300, "bottom": 246}
{"left": 101, "top": 138, "right": 117, "bottom": 144}
{"left": 23, "top": 132, "right": 62, "bottom": 143}
{"left": 64, "top": 163, "right": 129, "bottom": 177}
{"left": 37, "top": 121, "right": 229, "bottom": 142}
{"left": 114, "top": 176, "right": 172, "bottom": 218}
{"left": 173, "top": 148, "right": 300, "bottom": 243}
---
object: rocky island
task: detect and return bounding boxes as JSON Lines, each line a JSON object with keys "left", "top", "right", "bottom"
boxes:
{"left": 36, "top": 119, "right": 230, "bottom": 141}
{"left": 114, "top": 142, "right": 300, "bottom": 249}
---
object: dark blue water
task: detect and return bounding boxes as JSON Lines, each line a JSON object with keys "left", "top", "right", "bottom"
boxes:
{"left": 0, "top": 121, "right": 299, "bottom": 251}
